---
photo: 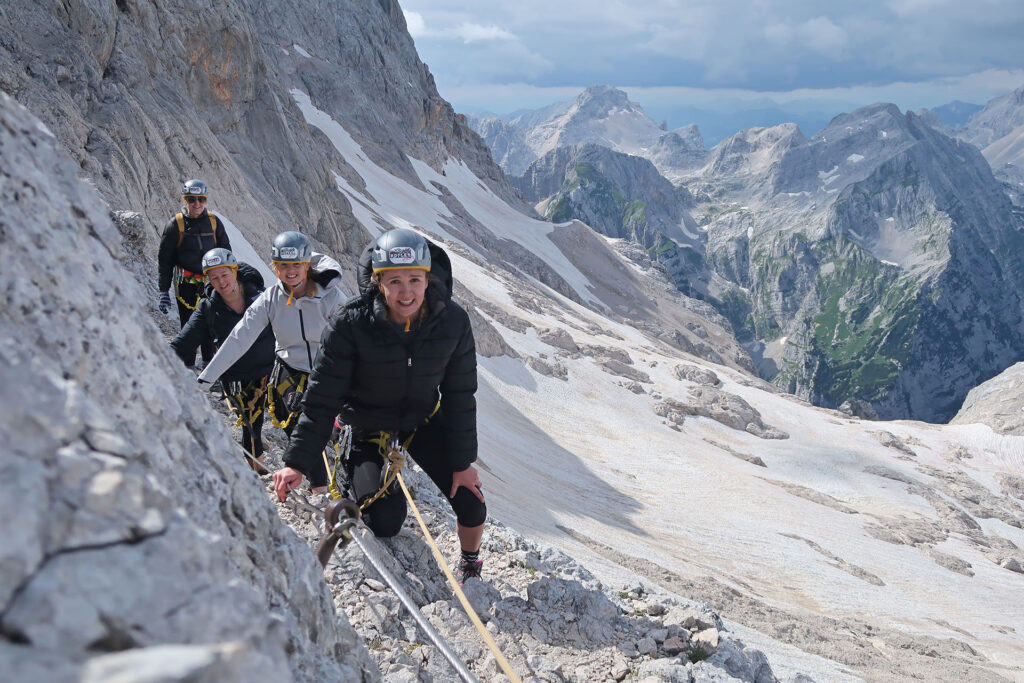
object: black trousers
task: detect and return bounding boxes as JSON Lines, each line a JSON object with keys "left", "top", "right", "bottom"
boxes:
{"left": 346, "top": 417, "right": 487, "bottom": 539}
{"left": 175, "top": 278, "right": 213, "bottom": 366}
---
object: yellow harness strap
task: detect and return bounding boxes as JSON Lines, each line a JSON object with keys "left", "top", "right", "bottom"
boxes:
{"left": 268, "top": 372, "right": 307, "bottom": 429}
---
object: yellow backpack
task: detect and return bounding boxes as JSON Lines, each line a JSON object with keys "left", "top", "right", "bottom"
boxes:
{"left": 175, "top": 211, "right": 219, "bottom": 247}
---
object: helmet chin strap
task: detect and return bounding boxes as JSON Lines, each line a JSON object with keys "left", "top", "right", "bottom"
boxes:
{"left": 284, "top": 277, "right": 307, "bottom": 306}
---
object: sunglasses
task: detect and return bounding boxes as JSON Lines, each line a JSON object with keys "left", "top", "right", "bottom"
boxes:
{"left": 184, "top": 196, "right": 207, "bottom": 204}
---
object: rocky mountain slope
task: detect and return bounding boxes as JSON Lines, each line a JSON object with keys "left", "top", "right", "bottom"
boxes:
{"left": 0, "top": 0, "right": 521, "bottom": 271}
{"left": 4, "top": 1, "right": 1024, "bottom": 681}
{"left": 951, "top": 361, "right": 1024, "bottom": 436}
{"left": 959, "top": 84, "right": 1024, "bottom": 187}
{"left": 693, "top": 104, "right": 1024, "bottom": 421}
{"left": 1, "top": 90, "right": 781, "bottom": 682}
{"left": 503, "top": 89, "right": 1024, "bottom": 421}
{"left": 470, "top": 86, "right": 706, "bottom": 177}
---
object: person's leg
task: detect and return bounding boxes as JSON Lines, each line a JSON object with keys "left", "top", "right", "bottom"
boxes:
{"left": 239, "top": 380, "right": 267, "bottom": 459}
{"left": 249, "top": 381, "right": 267, "bottom": 459}
{"left": 407, "top": 420, "right": 486, "bottom": 553}
{"left": 346, "top": 437, "right": 407, "bottom": 537}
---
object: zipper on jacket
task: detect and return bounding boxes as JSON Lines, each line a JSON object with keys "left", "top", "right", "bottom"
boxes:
{"left": 299, "top": 309, "right": 314, "bottom": 370}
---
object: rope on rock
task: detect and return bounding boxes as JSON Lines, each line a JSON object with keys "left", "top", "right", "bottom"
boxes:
{"left": 316, "top": 499, "right": 479, "bottom": 683}
{"left": 314, "top": 437, "right": 522, "bottom": 683}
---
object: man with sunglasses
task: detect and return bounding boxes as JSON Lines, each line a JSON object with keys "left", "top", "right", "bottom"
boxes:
{"left": 157, "top": 178, "right": 232, "bottom": 366}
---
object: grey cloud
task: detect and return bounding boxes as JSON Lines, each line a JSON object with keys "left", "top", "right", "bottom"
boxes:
{"left": 402, "top": 0, "right": 1024, "bottom": 91}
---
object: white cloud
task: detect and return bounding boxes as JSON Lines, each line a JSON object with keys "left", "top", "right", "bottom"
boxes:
{"left": 403, "top": 10, "right": 427, "bottom": 37}
{"left": 796, "top": 17, "right": 849, "bottom": 58}
{"left": 452, "top": 22, "right": 516, "bottom": 43}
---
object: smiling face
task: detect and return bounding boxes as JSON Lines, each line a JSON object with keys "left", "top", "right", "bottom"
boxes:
{"left": 379, "top": 268, "right": 429, "bottom": 324}
{"left": 184, "top": 195, "right": 207, "bottom": 218}
{"left": 275, "top": 261, "right": 310, "bottom": 292}
{"left": 206, "top": 265, "right": 238, "bottom": 298}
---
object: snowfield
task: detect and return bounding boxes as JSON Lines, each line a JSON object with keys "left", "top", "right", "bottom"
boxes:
{"left": 284, "top": 86, "right": 1024, "bottom": 681}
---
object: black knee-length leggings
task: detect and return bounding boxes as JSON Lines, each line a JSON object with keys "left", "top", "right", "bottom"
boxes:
{"left": 347, "top": 419, "right": 487, "bottom": 538}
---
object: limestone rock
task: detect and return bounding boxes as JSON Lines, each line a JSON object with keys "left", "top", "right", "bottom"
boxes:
{"left": 950, "top": 361, "right": 1024, "bottom": 435}
{"left": 0, "top": 91, "right": 374, "bottom": 682}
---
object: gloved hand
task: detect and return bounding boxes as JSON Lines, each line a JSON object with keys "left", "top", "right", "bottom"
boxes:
{"left": 158, "top": 291, "right": 172, "bottom": 315}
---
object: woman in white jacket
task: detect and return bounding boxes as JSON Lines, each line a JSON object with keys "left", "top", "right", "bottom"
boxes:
{"left": 199, "top": 232, "right": 345, "bottom": 486}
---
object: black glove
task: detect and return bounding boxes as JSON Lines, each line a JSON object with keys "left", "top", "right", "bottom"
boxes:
{"left": 158, "top": 291, "right": 172, "bottom": 315}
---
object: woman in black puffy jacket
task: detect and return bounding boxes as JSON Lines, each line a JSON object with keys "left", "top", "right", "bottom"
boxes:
{"left": 273, "top": 229, "right": 486, "bottom": 583}
{"left": 171, "top": 248, "right": 275, "bottom": 472}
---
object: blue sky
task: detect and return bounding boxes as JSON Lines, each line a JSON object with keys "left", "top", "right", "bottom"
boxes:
{"left": 401, "top": 0, "right": 1024, "bottom": 142}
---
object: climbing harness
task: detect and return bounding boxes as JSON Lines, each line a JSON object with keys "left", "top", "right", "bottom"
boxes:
{"left": 267, "top": 359, "right": 307, "bottom": 429}
{"left": 320, "top": 398, "right": 439, "bottom": 506}
{"left": 315, "top": 437, "right": 522, "bottom": 683}
{"left": 222, "top": 377, "right": 269, "bottom": 474}
{"left": 172, "top": 211, "right": 222, "bottom": 310}
{"left": 356, "top": 431, "right": 414, "bottom": 511}
{"left": 173, "top": 269, "right": 205, "bottom": 310}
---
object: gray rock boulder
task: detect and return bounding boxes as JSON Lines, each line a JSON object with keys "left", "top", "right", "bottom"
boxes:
{"left": 0, "top": 91, "right": 374, "bottom": 682}
{"left": 950, "top": 362, "right": 1024, "bottom": 435}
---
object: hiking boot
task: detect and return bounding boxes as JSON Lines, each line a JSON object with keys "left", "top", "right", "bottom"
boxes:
{"left": 246, "top": 454, "right": 270, "bottom": 476}
{"left": 457, "top": 557, "right": 483, "bottom": 584}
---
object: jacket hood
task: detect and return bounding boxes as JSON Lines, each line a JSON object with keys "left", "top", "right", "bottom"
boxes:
{"left": 308, "top": 251, "right": 343, "bottom": 290}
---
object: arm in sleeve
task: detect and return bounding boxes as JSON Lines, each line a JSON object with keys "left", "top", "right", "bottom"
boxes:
{"left": 157, "top": 219, "right": 178, "bottom": 292}
{"left": 283, "top": 316, "right": 356, "bottom": 477}
{"left": 198, "top": 290, "right": 272, "bottom": 383}
{"left": 439, "top": 310, "right": 478, "bottom": 471}
{"left": 170, "top": 301, "right": 211, "bottom": 365}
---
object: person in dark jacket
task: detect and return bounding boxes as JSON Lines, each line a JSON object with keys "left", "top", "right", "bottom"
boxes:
{"left": 273, "top": 229, "right": 487, "bottom": 583}
{"left": 171, "top": 248, "right": 274, "bottom": 472}
{"left": 157, "top": 179, "right": 232, "bottom": 367}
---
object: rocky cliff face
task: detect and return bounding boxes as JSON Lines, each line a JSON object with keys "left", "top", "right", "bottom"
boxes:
{"left": 514, "top": 142, "right": 707, "bottom": 296}
{"left": 0, "top": 0, "right": 521, "bottom": 266}
{"left": 0, "top": 91, "right": 375, "bottom": 683}
{"left": 951, "top": 362, "right": 1024, "bottom": 435}
{"left": 469, "top": 113, "right": 540, "bottom": 178}
{"left": 474, "top": 91, "right": 1024, "bottom": 421}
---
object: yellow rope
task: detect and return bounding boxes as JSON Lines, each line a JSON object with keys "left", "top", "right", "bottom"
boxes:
{"left": 321, "top": 443, "right": 348, "bottom": 500}
{"left": 394, "top": 468, "right": 522, "bottom": 683}
{"left": 175, "top": 292, "right": 201, "bottom": 310}
{"left": 174, "top": 272, "right": 204, "bottom": 310}
{"left": 358, "top": 437, "right": 407, "bottom": 511}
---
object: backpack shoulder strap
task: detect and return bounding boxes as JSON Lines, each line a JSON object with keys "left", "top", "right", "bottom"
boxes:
{"left": 175, "top": 213, "right": 185, "bottom": 248}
